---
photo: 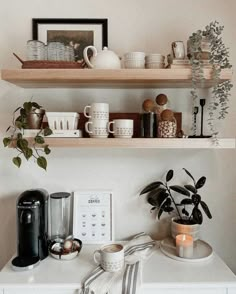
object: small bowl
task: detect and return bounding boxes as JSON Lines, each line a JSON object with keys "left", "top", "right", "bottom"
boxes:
{"left": 124, "top": 60, "right": 145, "bottom": 69}
{"left": 124, "top": 51, "right": 145, "bottom": 59}
{"left": 49, "top": 238, "right": 82, "bottom": 261}
{"left": 145, "top": 62, "right": 165, "bottom": 69}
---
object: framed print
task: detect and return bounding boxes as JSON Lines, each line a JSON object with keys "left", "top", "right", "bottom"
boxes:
{"left": 32, "top": 18, "right": 108, "bottom": 61}
{"left": 73, "top": 190, "right": 113, "bottom": 244}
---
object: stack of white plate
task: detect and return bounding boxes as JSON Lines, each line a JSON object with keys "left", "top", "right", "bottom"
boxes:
{"left": 123, "top": 52, "right": 145, "bottom": 69}
{"left": 145, "top": 54, "right": 165, "bottom": 69}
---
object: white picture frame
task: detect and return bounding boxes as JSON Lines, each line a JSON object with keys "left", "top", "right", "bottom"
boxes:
{"left": 73, "top": 190, "right": 113, "bottom": 244}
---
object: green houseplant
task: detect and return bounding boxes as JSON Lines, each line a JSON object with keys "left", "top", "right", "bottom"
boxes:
{"left": 140, "top": 168, "right": 212, "bottom": 239}
{"left": 3, "top": 101, "right": 52, "bottom": 170}
{"left": 187, "top": 21, "right": 233, "bottom": 138}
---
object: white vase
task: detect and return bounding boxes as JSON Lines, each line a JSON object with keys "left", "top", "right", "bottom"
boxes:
{"left": 171, "top": 217, "right": 200, "bottom": 241}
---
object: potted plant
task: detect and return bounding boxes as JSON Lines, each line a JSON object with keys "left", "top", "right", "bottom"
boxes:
{"left": 3, "top": 101, "right": 53, "bottom": 170}
{"left": 139, "top": 168, "right": 212, "bottom": 240}
{"left": 187, "top": 21, "right": 233, "bottom": 139}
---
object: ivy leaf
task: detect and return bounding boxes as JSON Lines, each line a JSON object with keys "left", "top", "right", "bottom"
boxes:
{"left": 195, "top": 176, "right": 206, "bottom": 189}
{"left": 43, "top": 127, "right": 53, "bottom": 137}
{"left": 17, "top": 138, "right": 28, "bottom": 150}
{"left": 15, "top": 121, "right": 23, "bottom": 129}
{"left": 13, "top": 157, "right": 21, "bottom": 168}
{"left": 170, "top": 185, "right": 190, "bottom": 196}
{"left": 44, "top": 145, "right": 51, "bottom": 155}
{"left": 31, "top": 102, "right": 41, "bottom": 109}
{"left": 13, "top": 106, "right": 21, "bottom": 113}
{"left": 35, "top": 136, "right": 45, "bottom": 144}
{"left": 139, "top": 181, "right": 163, "bottom": 195}
{"left": 166, "top": 170, "right": 173, "bottom": 182}
{"left": 200, "top": 201, "right": 212, "bottom": 219}
{"left": 37, "top": 156, "right": 47, "bottom": 170}
{"left": 3, "top": 137, "right": 11, "bottom": 147}
{"left": 23, "top": 102, "right": 32, "bottom": 113}
{"left": 23, "top": 148, "right": 33, "bottom": 160}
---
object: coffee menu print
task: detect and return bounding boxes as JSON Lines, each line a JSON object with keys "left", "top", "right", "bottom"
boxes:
{"left": 73, "top": 191, "right": 113, "bottom": 244}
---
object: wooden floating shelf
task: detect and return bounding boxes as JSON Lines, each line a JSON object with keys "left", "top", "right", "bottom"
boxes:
{"left": 24, "top": 138, "right": 235, "bottom": 149}
{"left": 0, "top": 68, "right": 232, "bottom": 88}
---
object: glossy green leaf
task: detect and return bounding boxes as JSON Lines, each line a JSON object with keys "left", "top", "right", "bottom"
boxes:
{"left": 192, "top": 194, "right": 201, "bottom": 205}
{"left": 23, "top": 102, "right": 32, "bottom": 113}
{"left": 13, "top": 157, "right": 21, "bottom": 168}
{"left": 183, "top": 168, "right": 195, "bottom": 184}
{"left": 170, "top": 185, "right": 190, "bottom": 196}
{"left": 180, "top": 198, "right": 193, "bottom": 205}
{"left": 147, "top": 188, "right": 168, "bottom": 207}
{"left": 184, "top": 184, "right": 197, "bottom": 193}
{"left": 192, "top": 207, "right": 203, "bottom": 224}
{"left": 139, "top": 181, "right": 163, "bottom": 195}
{"left": 37, "top": 156, "right": 47, "bottom": 170}
{"left": 196, "top": 176, "right": 206, "bottom": 189}
{"left": 23, "top": 148, "right": 33, "bottom": 160}
{"left": 200, "top": 201, "right": 212, "bottom": 219}
{"left": 166, "top": 170, "right": 173, "bottom": 182}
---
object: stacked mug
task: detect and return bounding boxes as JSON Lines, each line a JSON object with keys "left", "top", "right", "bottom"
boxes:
{"left": 123, "top": 52, "right": 145, "bottom": 69}
{"left": 145, "top": 54, "right": 165, "bottom": 69}
{"left": 84, "top": 103, "right": 109, "bottom": 138}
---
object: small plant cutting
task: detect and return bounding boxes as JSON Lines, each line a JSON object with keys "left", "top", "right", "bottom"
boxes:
{"left": 3, "top": 101, "right": 53, "bottom": 170}
{"left": 187, "top": 21, "right": 233, "bottom": 138}
{"left": 140, "top": 168, "right": 212, "bottom": 225}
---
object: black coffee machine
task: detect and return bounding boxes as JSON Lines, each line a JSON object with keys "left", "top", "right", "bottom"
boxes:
{"left": 12, "top": 189, "right": 49, "bottom": 271}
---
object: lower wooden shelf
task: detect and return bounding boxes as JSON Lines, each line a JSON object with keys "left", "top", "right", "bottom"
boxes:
{"left": 34, "top": 138, "right": 235, "bottom": 149}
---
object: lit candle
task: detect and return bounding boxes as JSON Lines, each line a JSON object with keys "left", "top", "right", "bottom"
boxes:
{"left": 176, "top": 234, "right": 193, "bottom": 258}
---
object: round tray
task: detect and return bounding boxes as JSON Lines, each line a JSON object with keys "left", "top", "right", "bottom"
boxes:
{"left": 160, "top": 237, "right": 213, "bottom": 262}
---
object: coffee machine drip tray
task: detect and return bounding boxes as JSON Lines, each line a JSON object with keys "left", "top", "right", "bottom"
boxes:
{"left": 11, "top": 256, "right": 40, "bottom": 271}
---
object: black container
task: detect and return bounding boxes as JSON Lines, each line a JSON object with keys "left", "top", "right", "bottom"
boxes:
{"left": 12, "top": 189, "right": 49, "bottom": 271}
{"left": 141, "top": 112, "right": 158, "bottom": 138}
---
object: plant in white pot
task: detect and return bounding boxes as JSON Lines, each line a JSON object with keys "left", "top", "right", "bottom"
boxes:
{"left": 139, "top": 168, "right": 212, "bottom": 240}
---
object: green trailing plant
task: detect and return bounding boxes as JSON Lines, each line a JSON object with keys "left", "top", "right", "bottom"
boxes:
{"left": 187, "top": 21, "right": 233, "bottom": 139}
{"left": 140, "top": 168, "right": 212, "bottom": 225}
{"left": 3, "top": 101, "right": 53, "bottom": 170}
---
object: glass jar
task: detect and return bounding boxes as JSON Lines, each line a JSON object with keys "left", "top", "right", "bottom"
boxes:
{"left": 64, "top": 45, "right": 75, "bottom": 61}
{"left": 49, "top": 192, "right": 71, "bottom": 242}
{"left": 47, "top": 41, "right": 65, "bottom": 61}
{"left": 27, "top": 40, "right": 46, "bottom": 60}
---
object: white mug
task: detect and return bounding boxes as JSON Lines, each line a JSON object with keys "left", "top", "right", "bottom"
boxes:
{"left": 93, "top": 243, "right": 124, "bottom": 272}
{"left": 171, "top": 41, "right": 185, "bottom": 59}
{"left": 85, "top": 120, "right": 108, "bottom": 138}
{"left": 108, "top": 119, "right": 133, "bottom": 138}
{"left": 84, "top": 103, "right": 109, "bottom": 120}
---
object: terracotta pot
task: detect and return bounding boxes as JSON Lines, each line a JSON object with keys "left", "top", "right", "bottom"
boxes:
{"left": 26, "top": 108, "right": 45, "bottom": 129}
{"left": 171, "top": 217, "right": 200, "bottom": 241}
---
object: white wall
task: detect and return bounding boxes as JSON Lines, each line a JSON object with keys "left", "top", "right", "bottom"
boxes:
{"left": 0, "top": 0, "right": 236, "bottom": 273}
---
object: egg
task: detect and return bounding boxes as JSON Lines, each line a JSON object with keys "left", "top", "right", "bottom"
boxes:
{"left": 156, "top": 94, "right": 168, "bottom": 106}
{"left": 142, "top": 99, "right": 155, "bottom": 112}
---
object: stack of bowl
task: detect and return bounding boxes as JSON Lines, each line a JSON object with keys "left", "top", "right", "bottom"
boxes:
{"left": 123, "top": 52, "right": 145, "bottom": 69}
{"left": 145, "top": 54, "right": 165, "bottom": 69}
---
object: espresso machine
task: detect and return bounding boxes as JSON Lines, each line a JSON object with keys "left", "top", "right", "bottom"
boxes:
{"left": 11, "top": 189, "right": 49, "bottom": 271}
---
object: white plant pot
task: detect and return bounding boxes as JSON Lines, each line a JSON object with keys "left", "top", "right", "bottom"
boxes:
{"left": 171, "top": 217, "right": 200, "bottom": 241}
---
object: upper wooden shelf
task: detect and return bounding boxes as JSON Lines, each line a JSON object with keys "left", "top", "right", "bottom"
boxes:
{"left": 0, "top": 68, "right": 232, "bottom": 89}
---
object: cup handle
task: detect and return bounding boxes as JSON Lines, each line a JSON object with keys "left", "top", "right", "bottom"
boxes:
{"left": 83, "top": 45, "right": 97, "bottom": 68}
{"left": 85, "top": 121, "right": 93, "bottom": 134}
{"left": 84, "top": 105, "right": 91, "bottom": 118}
{"left": 93, "top": 250, "right": 101, "bottom": 265}
{"left": 108, "top": 121, "right": 115, "bottom": 134}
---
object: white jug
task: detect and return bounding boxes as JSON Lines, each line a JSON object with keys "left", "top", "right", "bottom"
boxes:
{"left": 83, "top": 46, "right": 121, "bottom": 69}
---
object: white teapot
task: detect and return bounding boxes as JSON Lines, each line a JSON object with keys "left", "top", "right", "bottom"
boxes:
{"left": 83, "top": 46, "right": 121, "bottom": 69}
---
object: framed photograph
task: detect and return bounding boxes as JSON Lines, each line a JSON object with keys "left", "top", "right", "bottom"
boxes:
{"left": 32, "top": 18, "right": 108, "bottom": 61}
{"left": 73, "top": 190, "right": 113, "bottom": 244}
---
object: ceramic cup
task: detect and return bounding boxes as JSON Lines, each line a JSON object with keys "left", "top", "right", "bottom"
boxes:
{"left": 84, "top": 103, "right": 109, "bottom": 120}
{"left": 171, "top": 41, "right": 185, "bottom": 59}
{"left": 85, "top": 120, "right": 109, "bottom": 138}
{"left": 108, "top": 119, "right": 133, "bottom": 138}
{"left": 93, "top": 243, "right": 124, "bottom": 272}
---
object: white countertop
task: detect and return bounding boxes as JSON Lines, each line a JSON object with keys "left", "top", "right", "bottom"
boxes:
{"left": 0, "top": 243, "right": 236, "bottom": 290}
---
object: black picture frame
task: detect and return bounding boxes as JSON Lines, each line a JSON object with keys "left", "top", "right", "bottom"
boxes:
{"left": 32, "top": 18, "right": 108, "bottom": 61}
